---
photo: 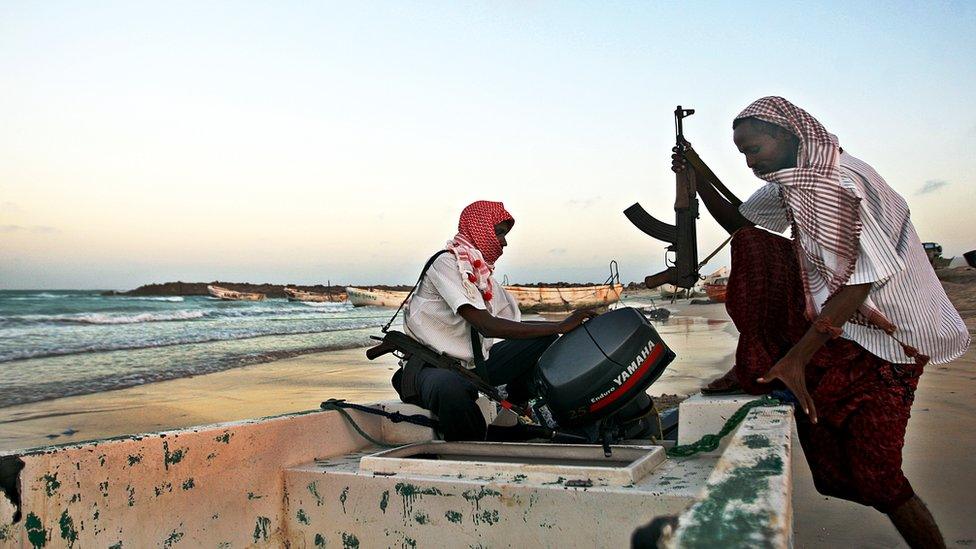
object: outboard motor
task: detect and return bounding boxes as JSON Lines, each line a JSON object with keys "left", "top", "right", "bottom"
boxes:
{"left": 534, "top": 307, "right": 675, "bottom": 452}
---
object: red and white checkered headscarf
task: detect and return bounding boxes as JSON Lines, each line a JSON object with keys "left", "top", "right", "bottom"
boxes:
{"left": 735, "top": 97, "right": 921, "bottom": 357}
{"left": 447, "top": 201, "right": 514, "bottom": 308}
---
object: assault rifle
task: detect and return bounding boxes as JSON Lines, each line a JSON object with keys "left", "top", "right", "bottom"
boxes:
{"left": 624, "top": 106, "right": 735, "bottom": 289}
{"left": 367, "top": 330, "right": 527, "bottom": 416}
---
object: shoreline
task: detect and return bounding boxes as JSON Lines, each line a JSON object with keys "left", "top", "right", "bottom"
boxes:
{"left": 0, "top": 347, "right": 402, "bottom": 452}
{"left": 1, "top": 339, "right": 373, "bottom": 409}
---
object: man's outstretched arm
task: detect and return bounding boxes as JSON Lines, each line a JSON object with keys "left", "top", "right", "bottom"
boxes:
{"left": 697, "top": 178, "right": 753, "bottom": 235}
{"left": 458, "top": 305, "right": 596, "bottom": 339}
{"left": 672, "top": 149, "right": 752, "bottom": 235}
{"left": 757, "top": 282, "right": 872, "bottom": 423}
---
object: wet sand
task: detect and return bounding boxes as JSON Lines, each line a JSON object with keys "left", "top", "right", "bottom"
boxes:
{"left": 2, "top": 296, "right": 974, "bottom": 546}
{"left": 0, "top": 349, "right": 402, "bottom": 451}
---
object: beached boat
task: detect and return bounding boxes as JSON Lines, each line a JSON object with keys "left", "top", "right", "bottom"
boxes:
{"left": 283, "top": 287, "right": 347, "bottom": 303}
{"left": 346, "top": 287, "right": 410, "bottom": 308}
{"left": 658, "top": 284, "right": 706, "bottom": 300}
{"left": 703, "top": 277, "right": 728, "bottom": 303}
{"left": 207, "top": 284, "right": 266, "bottom": 301}
{"left": 0, "top": 394, "right": 795, "bottom": 547}
{"left": 657, "top": 268, "right": 726, "bottom": 301}
{"left": 504, "top": 283, "right": 624, "bottom": 313}
{"left": 702, "top": 266, "right": 729, "bottom": 284}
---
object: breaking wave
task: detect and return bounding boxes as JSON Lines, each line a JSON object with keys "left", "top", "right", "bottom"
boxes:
{"left": 120, "top": 296, "right": 185, "bottom": 302}
{"left": 0, "top": 322, "right": 382, "bottom": 363}
{"left": 298, "top": 301, "right": 352, "bottom": 309}
{"left": 9, "top": 310, "right": 207, "bottom": 325}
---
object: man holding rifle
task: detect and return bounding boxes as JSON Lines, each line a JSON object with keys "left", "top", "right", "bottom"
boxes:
{"left": 674, "top": 96, "right": 968, "bottom": 548}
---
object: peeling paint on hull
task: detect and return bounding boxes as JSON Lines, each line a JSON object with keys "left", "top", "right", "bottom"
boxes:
{"left": 0, "top": 399, "right": 794, "bottom": 548}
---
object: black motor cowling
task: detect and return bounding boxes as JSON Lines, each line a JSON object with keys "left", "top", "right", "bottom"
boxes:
{"left": 534, "top": 307, "right": 675, "bottom": 428}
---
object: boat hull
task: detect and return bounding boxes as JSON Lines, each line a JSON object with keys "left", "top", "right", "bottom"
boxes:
{"left": 657, "top": 284, "right": 690, "bottom": 299}
{"left": 283, "top": 287, "right": 346, "bottom": 302}
{"left": 0, "top": 397, "right": 795, "bottom": 548}
{"left": 503, "top": 283, "right": 623, "bottom": 313}
{"left": 206, "top": 284, "right": 265, "bottom": 301}
{"left": 703, "top": 283, "right": 727, "bottom": 303}
{"left": 346, "top": 286, "right": 410, "bottom": 308}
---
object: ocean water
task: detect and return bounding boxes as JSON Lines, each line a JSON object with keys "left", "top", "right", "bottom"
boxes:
{"left": 0, "top": 290, "right": 393, "bottom": 408}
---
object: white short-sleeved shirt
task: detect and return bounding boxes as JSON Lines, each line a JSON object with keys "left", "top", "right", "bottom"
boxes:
{"left": 404, "top": 253, "right": 521, "bottom": 367}
{"left": 739, "top": 152, "right": 970, "bottom": 364}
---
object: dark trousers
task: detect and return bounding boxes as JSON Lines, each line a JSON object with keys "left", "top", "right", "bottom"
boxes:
{"left": 393, "top": 335, "right": 557, "bottom": 441}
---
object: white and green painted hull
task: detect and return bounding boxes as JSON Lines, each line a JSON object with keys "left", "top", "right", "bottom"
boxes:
{"left": 0, "top": 396, "right": 793, "bottom": 548}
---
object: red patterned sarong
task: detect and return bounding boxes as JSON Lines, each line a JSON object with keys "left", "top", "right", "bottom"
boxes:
{"left": 727, "top": 227, "right": 921, "bottom": 512}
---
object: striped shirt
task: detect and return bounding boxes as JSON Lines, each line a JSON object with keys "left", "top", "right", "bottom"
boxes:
{"left": 404, "top": 253, "right": 521, "bottom": 367}
{"left": 740, "top": 151, "right": 970, "bottom": 364}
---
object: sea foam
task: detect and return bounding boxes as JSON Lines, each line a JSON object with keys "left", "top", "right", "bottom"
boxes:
{"left": 121, "top": 296, "right": 185, "bottom": 302}
{"left": 68, "top": 310, "right": 206, "bottom": 324}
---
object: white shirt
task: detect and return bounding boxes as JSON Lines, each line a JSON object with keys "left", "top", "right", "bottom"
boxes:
{"left": 404, "top": 253, "right": 521, "bottom": 367}
{"left": 740, "top": 152, "right": 970, "bottom": 364}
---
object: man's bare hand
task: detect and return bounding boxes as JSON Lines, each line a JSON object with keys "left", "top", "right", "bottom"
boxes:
{"left": 671, "top": 146, "right": 688, "bottom": 174}
{"left": 558, "top": 308, "right": 598, "bottom": 334}
{"left": 757, "top": 354, "right": 818, "bottom": 423}
{"left": 671, "top": 141, "right": 695, "bottom": 174}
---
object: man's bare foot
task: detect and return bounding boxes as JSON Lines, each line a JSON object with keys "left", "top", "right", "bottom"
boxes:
{"left": 701, "top": 368, "right": 744, "bottom": 395}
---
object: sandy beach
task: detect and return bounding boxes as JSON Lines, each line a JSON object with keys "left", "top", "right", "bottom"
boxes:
{"left": 2, "top": 279, "right": 974, "bottom": 546}
{"left": 0, "top": 348, "right": 402, "bottom": 451}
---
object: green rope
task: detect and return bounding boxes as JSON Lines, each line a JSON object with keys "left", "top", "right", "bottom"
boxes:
{"left": 322, "top": 402, "right": 400, "bottom": 448}
{"left": 667, "top": 396, "right": 782, "bottom": 458}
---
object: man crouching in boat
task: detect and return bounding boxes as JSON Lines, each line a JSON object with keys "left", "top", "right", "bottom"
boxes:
{"left": 395, "top": 200, "right": 595, "bottom": 441}
{"left": 675, "top": 96, "right": 969, "bottom": 548}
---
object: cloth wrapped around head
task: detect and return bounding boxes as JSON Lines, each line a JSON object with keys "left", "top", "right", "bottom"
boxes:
{"left": 735, "top": 97, "right": 889, "bottom": 329}
{"left": 734, "top": 97, "right": 932, "bottom": 364}
{"left": 447, "top": 200, "right": 514, "bottom": 310}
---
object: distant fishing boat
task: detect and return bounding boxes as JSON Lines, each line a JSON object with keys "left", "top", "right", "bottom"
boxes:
{"left": 346, "top": 287, "right": 410, "bottom": 307}
{"left": 504, "top": 283, "right": 624, "bottom": 313}
{"left": 283, "top": 287, "right": 346, "bottom": 303}
{"left": 207, "top": 284, "right": 266, "bottom": 301}
{"left": 703, "top": 277, "right": 728, "bottom": 303}
{"left": 502, "top": 260, "right": 624, "bottom": 313}
{"left": 702, "top": 266, "right": 729, "bottom": 283}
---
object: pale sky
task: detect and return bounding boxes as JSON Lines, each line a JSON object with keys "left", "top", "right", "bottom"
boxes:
{"left": 2, "top": 1, "right": 974, "bottom": 289}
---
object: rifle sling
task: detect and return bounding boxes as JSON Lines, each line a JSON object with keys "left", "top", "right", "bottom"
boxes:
{"left": 378, "top": 249, "right": 500, "bottom": 405}
{"left": 470, "top": 326, "right": 490, "bottom": 386}
{"left": 381, "top": 249, "right": 450, "bottom": 333}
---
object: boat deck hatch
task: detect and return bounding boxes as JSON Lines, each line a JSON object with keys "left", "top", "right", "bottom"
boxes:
{"left": 359, "top": 441, "right": 666, "bottom": 485}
